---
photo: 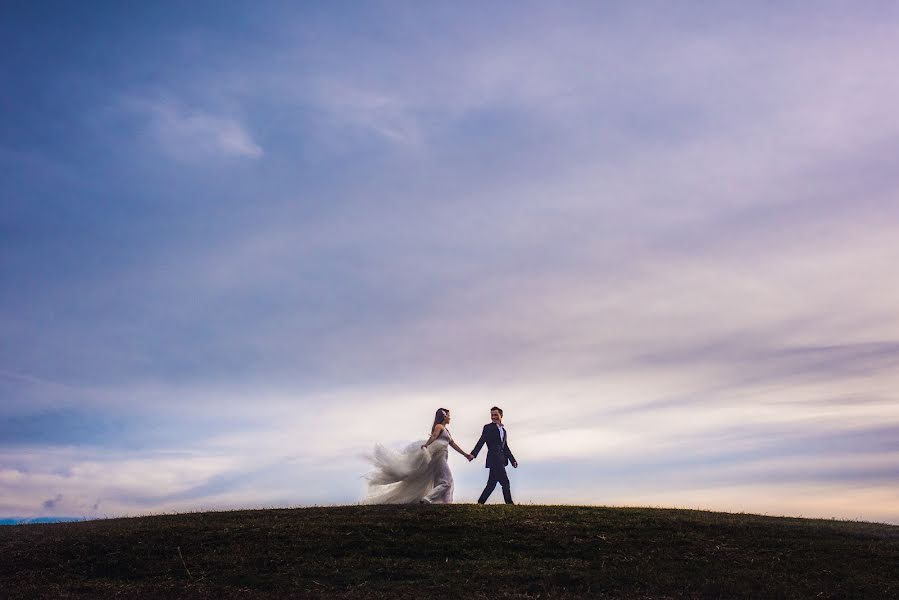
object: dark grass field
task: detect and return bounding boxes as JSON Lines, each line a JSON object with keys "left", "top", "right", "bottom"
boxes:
{"left": 2, "top": 505, "right": 898, "bottom": 599}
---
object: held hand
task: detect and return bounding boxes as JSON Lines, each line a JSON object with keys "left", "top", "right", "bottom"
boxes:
{"left": 512, "top": 461, "right": 518, "bottom": 468}
{"left": 421, "top": 445, "right": 427, "bottom": 450}
{"left": 466, "top": 454, "right": 474, "bottom": 461}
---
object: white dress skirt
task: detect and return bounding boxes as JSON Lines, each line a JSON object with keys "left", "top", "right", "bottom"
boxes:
{"left": 365, "top": 428, "right": 454, "bottom": 504}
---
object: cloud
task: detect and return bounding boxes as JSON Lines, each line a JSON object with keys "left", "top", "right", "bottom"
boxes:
{"left": 41, "top": 493, "right": 62, "bottom": 510}
{"left": 1, "top": 378, "right": 897, "bottom": 521}
{"left": 313, "top": 83, "right": 422, "bottom": 146}
{"left": 125, "top": 96, "right": 263, "bottom": 161}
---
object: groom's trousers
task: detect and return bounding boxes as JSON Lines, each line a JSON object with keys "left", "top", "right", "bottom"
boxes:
{"left": 478, "top": 465, "right": 513, "bottom": 504}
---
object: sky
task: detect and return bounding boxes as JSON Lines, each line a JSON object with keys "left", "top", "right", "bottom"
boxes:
{"left": 2, "top": 1, "right": 898, "bottom": 524}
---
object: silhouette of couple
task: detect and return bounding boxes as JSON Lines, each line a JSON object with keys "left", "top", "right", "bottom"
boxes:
{"left": 365, "top": 406, "right": 517, "bottom": 505}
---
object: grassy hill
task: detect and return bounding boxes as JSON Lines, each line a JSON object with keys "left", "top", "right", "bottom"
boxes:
{"left": 2, "top": 504, "right": 897, "bottom": 599}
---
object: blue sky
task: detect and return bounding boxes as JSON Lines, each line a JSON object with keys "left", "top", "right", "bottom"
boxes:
{"left": 2, "top": 1, "right": 899, "bottom": 523}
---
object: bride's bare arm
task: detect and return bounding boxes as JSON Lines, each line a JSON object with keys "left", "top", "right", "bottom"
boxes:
{"left": 421, "top": 424, "right": 444, "bottom": 449}
{"left": 449, "top": 439, "right": 474, "bottom": 460}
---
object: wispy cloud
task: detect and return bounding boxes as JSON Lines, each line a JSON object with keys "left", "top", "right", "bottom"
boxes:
{"left": 41, "top": 493, "right": 63, "bottom": 510}
{"left": 313, "top": 83, "right": 422, "bottom": 146}
{"left": 125, "top": 95, "right": 263, "bottom": 161}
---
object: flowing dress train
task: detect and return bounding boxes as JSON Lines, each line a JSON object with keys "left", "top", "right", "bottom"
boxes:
{"left": 365, "top": 428, "right": 454, "bottom": 504}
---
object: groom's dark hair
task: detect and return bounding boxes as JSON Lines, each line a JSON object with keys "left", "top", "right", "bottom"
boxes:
{"left": 491, "top": 406, "right": 503, "bottom": 416}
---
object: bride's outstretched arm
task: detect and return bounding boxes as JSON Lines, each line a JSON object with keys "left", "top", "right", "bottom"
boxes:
{"left": 421, "top": 425, "right": 443, "bottom": 449}
{"left": 449, "top": 439, "right": 474, "bottom": 461}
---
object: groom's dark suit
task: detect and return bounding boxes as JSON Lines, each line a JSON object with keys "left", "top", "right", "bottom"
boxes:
{"left": 471, "top": 423, "right": 517, "bottom": 504}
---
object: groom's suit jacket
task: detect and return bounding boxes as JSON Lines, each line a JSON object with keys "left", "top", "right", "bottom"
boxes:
{"left": 471, "top": 423, "right": 516, "bottom": 469}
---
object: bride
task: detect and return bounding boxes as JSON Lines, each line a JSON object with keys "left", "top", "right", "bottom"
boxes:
{"left": 365, "top": 408, "right": 473, "bottom": 504}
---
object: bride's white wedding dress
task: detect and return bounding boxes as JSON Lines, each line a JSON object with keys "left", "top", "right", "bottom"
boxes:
{"left": 365, "top": 428, "right": 454, "bottom": 504}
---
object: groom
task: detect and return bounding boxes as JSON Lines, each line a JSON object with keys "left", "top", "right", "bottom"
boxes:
{"left": 470, "top": 406, "right": 518, "bottom": 504}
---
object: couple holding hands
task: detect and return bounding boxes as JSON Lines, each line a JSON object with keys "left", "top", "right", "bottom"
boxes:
{"left": 366, "top": 407, "right": 517, "bottom": 505}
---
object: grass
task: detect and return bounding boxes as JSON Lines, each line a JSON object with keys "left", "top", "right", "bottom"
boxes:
{"left": 2, "top": 504, "right": 898, "bottom": 598}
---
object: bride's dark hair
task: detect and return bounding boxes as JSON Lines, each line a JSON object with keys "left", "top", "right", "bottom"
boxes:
{"left": 432, "top": 408, "right": 450, "bottom": 431}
